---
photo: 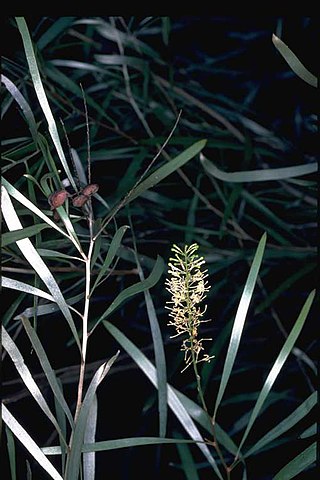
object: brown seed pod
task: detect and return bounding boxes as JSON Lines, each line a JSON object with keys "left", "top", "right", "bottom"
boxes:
{"left": 81, "top": 183, "right": 99, "bottom": 197}
{"left": 48, "top": 190, "right": 69, "bottom": 210}
{"left": 72, "top": 194, "right": 89, "bottom": 207}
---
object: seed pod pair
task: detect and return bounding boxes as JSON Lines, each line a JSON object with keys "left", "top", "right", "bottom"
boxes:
{"left": 72, "top": 183, "right": 99, "bottom": 208}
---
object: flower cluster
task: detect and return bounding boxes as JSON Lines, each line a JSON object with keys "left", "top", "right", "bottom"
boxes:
{"left": 165, "top": 243, "right": 214, "bottom": 372}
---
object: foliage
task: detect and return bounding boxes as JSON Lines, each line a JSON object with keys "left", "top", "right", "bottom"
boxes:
{"left": 1, "top": 16, "right": 317, "bottom": 479}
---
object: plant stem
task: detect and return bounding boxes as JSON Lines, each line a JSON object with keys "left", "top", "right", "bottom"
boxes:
{"left": 74, "top": 226, "right": 94, "bottom": 422}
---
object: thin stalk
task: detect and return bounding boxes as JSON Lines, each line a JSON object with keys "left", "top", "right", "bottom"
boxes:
{"left": 74, "top": 201, "right": 95, "bottom": 422}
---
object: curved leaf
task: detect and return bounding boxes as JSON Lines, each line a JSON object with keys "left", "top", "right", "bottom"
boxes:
{"left": 273, "top": 442, "right": 316, "bottom": 480}
{"left": 91, "top": 225, "right": 130, "bottom": 293}
{"left": 2, "top": 404, "right": 63, "bottom": 480}
{"left": 236, "top": 289, "right": 315, "bottom": 456}
{"left": 272, "top": 34, "right": 317, "bottom": 87}
{"left": 103, "top": 321, "right": 223, "bottom": 479}
{"left": 201, "top": 153, "right": 317, "bottom": 182}
{"left": 21, "top": 316, "right": 74, "bottom": 428}
{"left": 65, "top": 353, "right": 119, "bottom": 480}
{"left": 1, "top": 185, "right": 81, "bottom": 351}
{"left": 244, "top": 391, "right": 316, "bottom": 457}
{"left": 2, "top": 326, "right": 67, "bottom": 446}
{"left": 125, "top": 139, "right": 207, "bottom": 204}
{"left": 43, "top": 437, "right": 200, "bottom": 455}
{"left": 2, "top": 224, "right": 49, "bottom": 247}
{"left": 15, "top": 17, "right": 77, "bottom": 191}
{"left": 91, "top": 255, "right": 165, "bottom": 332}
{"left": 213, "top": 233, "right": 267, "bottom": 420}
{"left": 1, "top": 74, "right": 38, "bottom": 142}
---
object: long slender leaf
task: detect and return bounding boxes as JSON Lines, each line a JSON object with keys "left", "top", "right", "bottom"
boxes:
{"left": 1, "top": 185, "right": 81, "bottom": 350}
{"left": 2, "top": 224, "right": 50, "bottom": 247}
{"left": 272, "top": 34, "right": 317, "bottom": 87}
{"left": 103, "top": 321, "right": 223, "bottom": 479}
{"left": 236, "top": 289, "right": 315, "bottom": 456}
{"left": 2, "top": 326, "right": 67, "bottom": 446}
{"left": 244, "top": 391, "right": 317, "bottom": 457}
{"left": 201, "top": 153, "right": 317, "bottom": 182}
{"left": 1, "top": 74, "right": 38, "bottom": 142}
{"left": 15, "top": 17, "right": 77, "bottom": 191}
{"left": 125, "top": 139, "right": 207, "bottom": 204}
{"left": 5, "top": 426, "right": 17, "bottom": 480}
{"left": 1, "top": 178, "right": 79, "bottom": 247}
{"left": 176, "top": 432, "right": 200, "bottom": 480}
{"left": 2, "top": 277, "right": 54, "bottom": 302}
{"left": 143, "top": 287, "right": 168, "bottom": 438}
{"left": 37, "top": 17, "right": 77, "bottom": 50}
{"left": 65, "top": 352, "right": 119, "bottom": 480}
{"left": 91, "top": 225, "right": 129, "bottom": 293}
{"left": 213, "top": 232, "right": 267, "bottom": 420}
{"left": 273, "top": 442, "right": 316, "bottom": 480}
{"left": 20, "top": 316, "right": 74, "bottom": 428}
{"left": 43, "top": 437, "right": 203, "bottom": 455}
{"left": 83, "top": 395, "right": 98, "bottom": 480}
{"left": 2, "top": 404, "right": 63, "bottom": 480}
{"left": 91, "top": 255, "right": 164, "bottom": 331}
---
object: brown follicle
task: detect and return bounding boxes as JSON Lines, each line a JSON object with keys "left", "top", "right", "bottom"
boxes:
{"left": 48, "top": 190, "right": 69, "bottom": 210}
{"left": 72, "top": 194, "right": 89, "bottom": 207}
{"left": 81, "top": 183, "right": 99, "bottom": 197}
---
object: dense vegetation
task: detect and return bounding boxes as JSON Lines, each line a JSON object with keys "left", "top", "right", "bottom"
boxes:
{"left": 1, "top": 17, "right": 317, "bottom": 479}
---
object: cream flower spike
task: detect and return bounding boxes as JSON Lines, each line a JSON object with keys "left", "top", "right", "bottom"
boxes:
{"left": 165, "top": 243, "right": 214, "bottom": 372}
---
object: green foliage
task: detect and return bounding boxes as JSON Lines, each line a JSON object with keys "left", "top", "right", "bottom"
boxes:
{"left": 1, "top": 16, "right": 316, "bottom": 480}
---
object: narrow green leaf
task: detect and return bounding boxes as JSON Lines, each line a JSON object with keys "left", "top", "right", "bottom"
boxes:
{"left": 37, "top": 249, "right": 84, "bottom": 262}
{"left": 54, "top": 377, "right": 68, "bottom": 476}
{"left": 176, "top": 432, "right": 200, "bottom": 480}
{"left": 2, "top": 277, "right": 54, "bottom": 302}
{"left": 273, "top": 442, "right": 316, "bottom": 480}
{"left": 91, "top": 225, "right": 130, "bottom": 293}
{"left": 43, "top": 437, "right": 202, "bottom": 455}
{"left": 2, "top": 293, "right": 26, "bottom": 327}
{"left": 173, "top": 388, "right": 239, "bottom": 457}
{"left": 1, "top": 74, "right": 38, "bottom": 143}
{"left": 5, "top": 426, "right": 17, "bottom": 480}
{"left": 95, "top": 54, "right": 147, "bottom": 70}
{"left": 37, "top": 17, "right": 76, "bottom": 50}
{"left": 2, "top": 224, "right": 49, "bottom": 247}
{"left": 161, "top": 17, "right": 171, "bottom": 46}
{"left": 103, "top": 321, "right": 223, "bottom": 479}
{"left": 125, "top": 140, "right": 207, "bottom": 204}
{"left": 237, "top": 289, "right": 315, "bottom": 456}
{"left": 92, "top": 255, "right": 164, "bottom": 331}
{"left": 15, "top": 17, "right": 77, "bottom": 191}
{"left": 2, "top": 405, "right": 63, "bottom": 480}
{"left": 272, "top": 34, "right": 317, "bottom": 87}
{"left": 83, "top": 395, "right": 98, "bottom": 480}
{"left": 300, "top": 424, "right": 316, "bottom": 439}
{"left": 244, "top": 391, "right": 316, "bottom": 457}
{"left": 21, "top": 316, "right": 74, "bottom": 428}
{"left": 201, "top": 154, "right": 317, "bottom": 182}
{"left": 2, "top": 326, "right": 67, "bottom": 447}
{"left": 2, "top": 178, "right": 76, "bottom": 246}
{"left": 213, "top": 233, "right": 267, "bottom": 420}
{"left": 1, "top": 185, "right": 81, "bottom": 350}
{"left": 65, "top": 353, "right": 119, "bottom": 480}
{"left": 144, "top": 288, "right": 168, "bottom": 438}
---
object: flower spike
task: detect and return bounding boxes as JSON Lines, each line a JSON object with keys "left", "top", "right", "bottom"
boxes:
{"left": 165, "top": 243, "right": 214, "bottom": 372}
